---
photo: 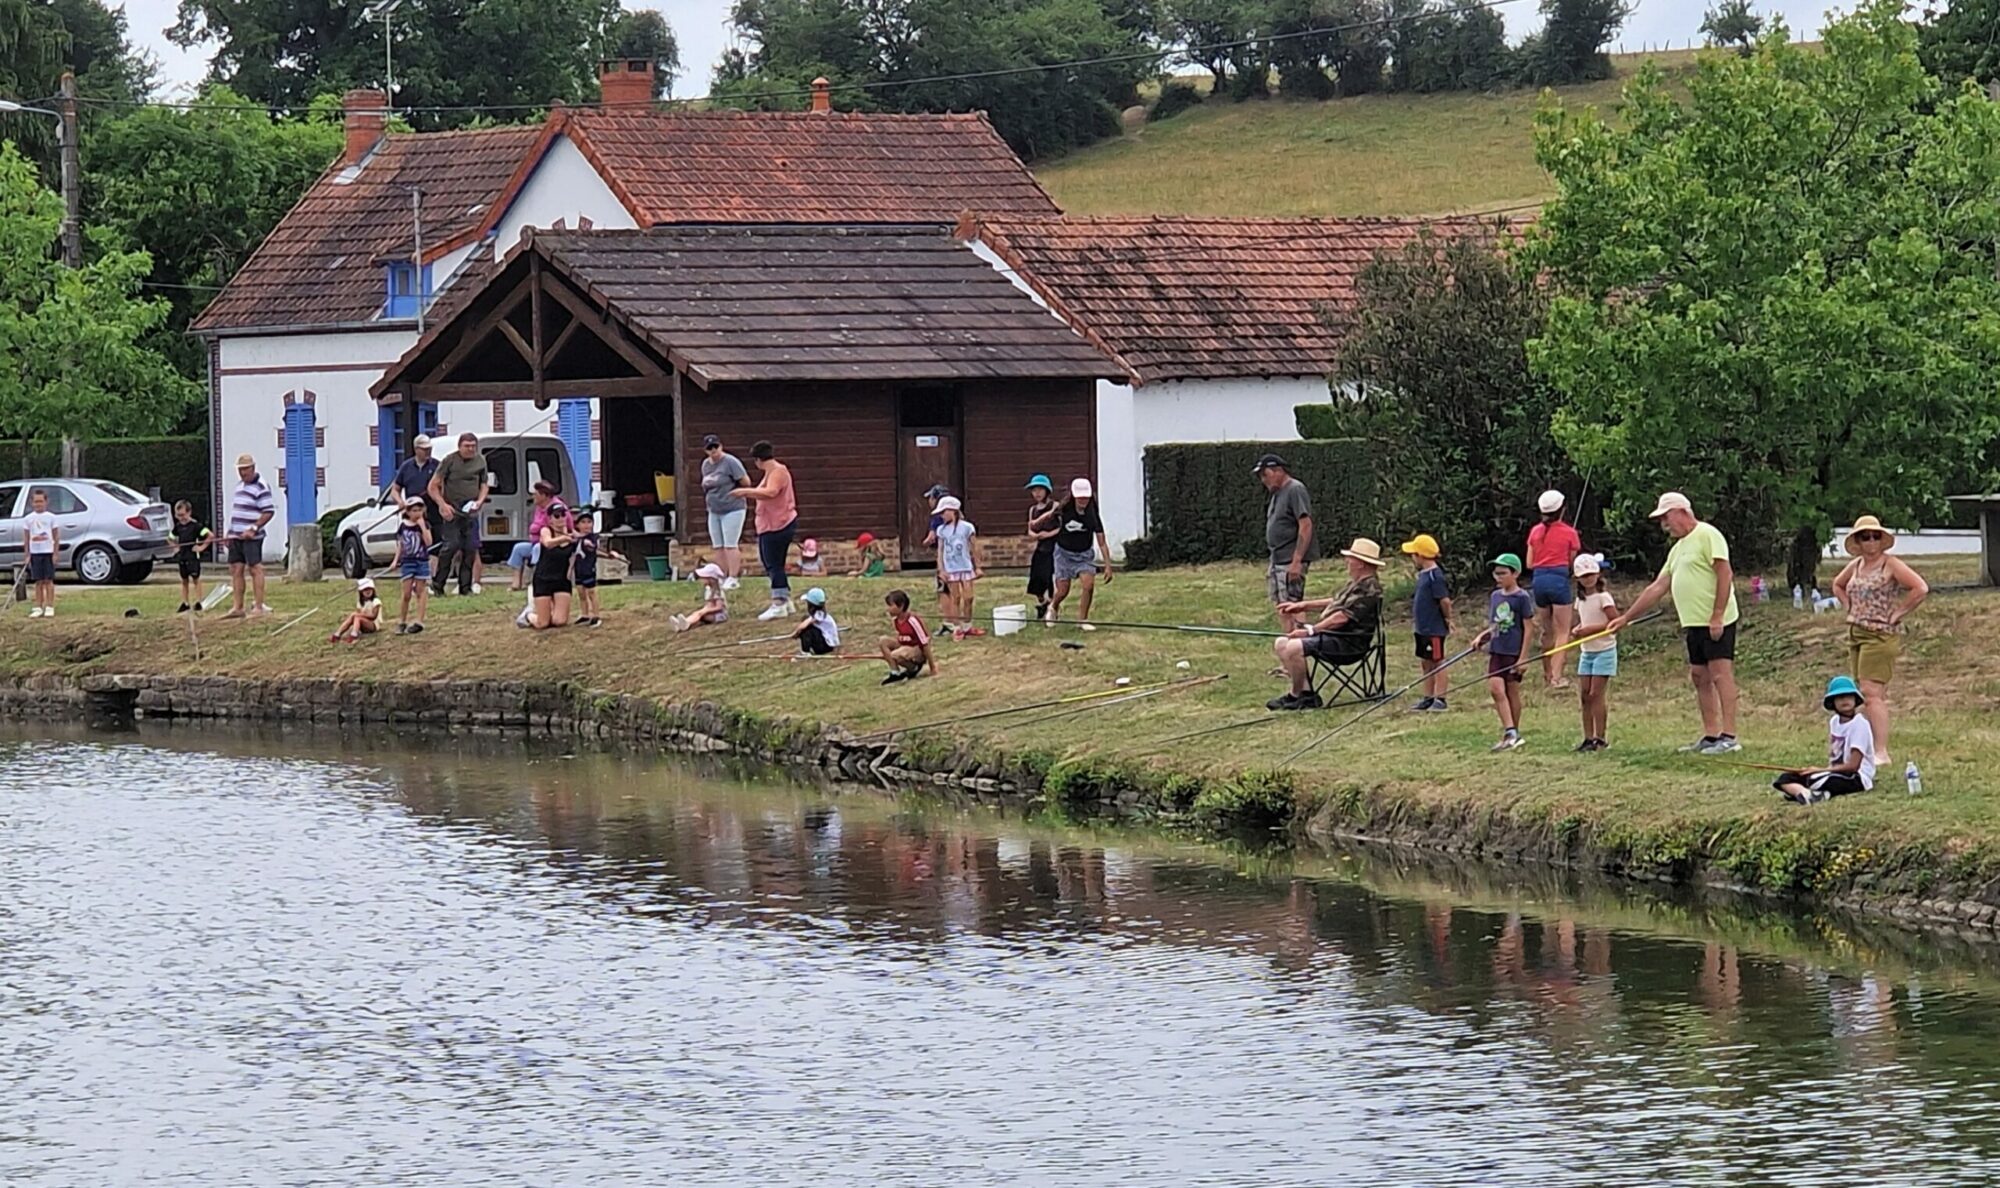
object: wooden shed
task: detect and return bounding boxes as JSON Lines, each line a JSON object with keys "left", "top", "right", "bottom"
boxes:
{"left": 372, "top": 225, "right": 1121, "bottom": 569}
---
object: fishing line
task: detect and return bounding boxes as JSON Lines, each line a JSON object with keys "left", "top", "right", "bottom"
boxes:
{"left": 854, "top": 677, "right": 1195, "bottom": 742}
{"left": 1280, "top": 645, "right": 1482, "bottom": 766}
{"left": 1436, "top": 611, "right": 1667, "bottom": 700}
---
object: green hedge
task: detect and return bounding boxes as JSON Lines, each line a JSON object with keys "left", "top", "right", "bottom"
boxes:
{"left": 4, "top": 436, "right": 211, "bottom": 524}
{"left": 1124, "top": 439, "right": 1378, "bottom": 569}
{"left": 1294, "top": 402, "right": 1352, "bottom": 438}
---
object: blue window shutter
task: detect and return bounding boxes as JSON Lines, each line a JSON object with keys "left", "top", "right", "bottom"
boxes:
{"left": 377, "top": 404, "right": 399, "bottom": 490}
{"left": 557, "top": 399, "right": 592, "bottom": 504}
{"left": 283, "top": 400, "right": 317, "bottom": 526}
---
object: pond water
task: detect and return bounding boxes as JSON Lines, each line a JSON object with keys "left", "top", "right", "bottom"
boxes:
{"left": 4, "top": 725, "right": 2000, "bottom": 1186}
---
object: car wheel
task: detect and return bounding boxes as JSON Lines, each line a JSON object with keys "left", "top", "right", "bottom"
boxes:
{"left": 116, "top": 561, "right": 154, "bottom": 584}
{"left": 74, "top": 542, "right": 121, "bottom": 585}
{"left": 340, "top": 534, "right": 370, "bottom": 579}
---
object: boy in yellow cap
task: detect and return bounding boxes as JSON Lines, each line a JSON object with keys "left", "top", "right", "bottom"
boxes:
{"left": 1401, "top": 533, "right": 1454, "bottom": 712}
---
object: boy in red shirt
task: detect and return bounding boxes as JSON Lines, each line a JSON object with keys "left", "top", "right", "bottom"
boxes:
{"left": 878, "top": 588, "right": 938, "bottom": 685}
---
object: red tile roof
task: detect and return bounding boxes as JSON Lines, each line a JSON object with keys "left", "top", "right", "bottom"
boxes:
{"left": 198, "top": 107, "right": 1061, "bottom": 335}
{"left": 191, "top": 125, "right": 543, "bottom": 335}
{"left": 966, "top": 216, "right": 1461, "bottom": 384}
{"left": 376, "top": 226, "right": 1121, "bottom": 392}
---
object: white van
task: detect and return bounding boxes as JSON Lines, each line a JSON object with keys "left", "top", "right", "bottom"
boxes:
{"left": 328, "top": 435, "right": 581, "bottom": 578}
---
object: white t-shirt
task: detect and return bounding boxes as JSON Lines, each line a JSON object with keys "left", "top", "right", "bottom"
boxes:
{"left": 810, "top": 608, "right": 840, "bottom": 647}
{"left": 23, "top": 511, "right": 56, "bottom": 555}
{"left": 1827, "top": 713, "right": 1877, "bottom": 790}
{"left": 1575, "top": 590, "right": 1616, "bottom": 652}
{"left": 356, "top": 597, "right": 383, "bottom": 620}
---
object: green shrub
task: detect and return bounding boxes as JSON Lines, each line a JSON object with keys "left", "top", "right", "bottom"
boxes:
{"left": 1148, "top": 81, "right": 1206, "bottom": 122}
{"left": 1189, "top": 769, "right": 1298, "bottom": 834}
{"left": 1294, "top": 402, "right": 1355, "bottom": 439}
{"left": 1124, "top": 439, "right": 1378, "bottom": 568}
{"left": 321, "top": 503, "right": 363, "bottom": 560}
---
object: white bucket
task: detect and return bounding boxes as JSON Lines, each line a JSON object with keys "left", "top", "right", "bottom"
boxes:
{"left": 642, "top": 514, "right": 668, "bottom": 534}
{"left": 992, "top": 604, "right": 1029, "bottom": 637}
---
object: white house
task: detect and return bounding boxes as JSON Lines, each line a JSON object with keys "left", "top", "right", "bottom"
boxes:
{"left": 192, "top": 62, "right": 1064, "bottom": 538}
{"left": 960, "top": 215, "right": 1435, "bottom": 553}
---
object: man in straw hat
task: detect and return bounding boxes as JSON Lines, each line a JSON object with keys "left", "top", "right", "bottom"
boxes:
{"left": 221, "top": 453, "right": 275, "bottom": 619}
{"left": 1270, "top": 537, "right": 1386, "bottom": 710}
{"left": 1609, "top": 492, "right": 1742, "bottom": 754}
{"left": 1829, "top": 514, "right": 1929, "bottom": 765}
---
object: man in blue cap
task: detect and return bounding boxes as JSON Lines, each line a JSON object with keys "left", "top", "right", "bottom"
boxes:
{"left": 1772, "top": 676, "right": 1875, "bottom": 804}
{"left": 1024, "top": 473, "right": 1059, "bottom": 622}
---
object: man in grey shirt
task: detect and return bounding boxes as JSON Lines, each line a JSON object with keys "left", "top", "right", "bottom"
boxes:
{"left": 699, "top": 434, "right": 749, "bottom": 588}
{"left": 1256, "top": 453, "right": 1316, "bottom": 630}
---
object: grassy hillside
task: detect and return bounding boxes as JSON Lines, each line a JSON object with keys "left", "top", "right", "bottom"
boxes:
{"left": 1039, "top": 51, "right": 1699, "bottom": 218}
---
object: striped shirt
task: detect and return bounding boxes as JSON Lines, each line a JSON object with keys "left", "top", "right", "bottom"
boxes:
{"left": 229, "top": 476, "right": 275, "bottom": 539}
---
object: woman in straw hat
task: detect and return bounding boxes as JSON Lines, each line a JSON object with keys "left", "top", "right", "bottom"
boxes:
{"left": 1830, "top": 515, "right": 1929, "bottom": 764}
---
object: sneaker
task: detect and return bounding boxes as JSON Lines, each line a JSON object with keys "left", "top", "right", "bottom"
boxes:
{"left": 1679, "top": 736, "right": 1720, "bottom": 753}
{"left": 1573, "top": 739, "right": 1594, "bottom": 753}
{"left": 41, "top": 608, "right": 52, "bottom": 619}
{"left": 178, "top": 602, "right": 190, "bottom": 613}
{"left": 219, "top": 608, "right": 245, "bottom": 620}
{"left": 26, "top": 607, "right": 41, "bottom": 618}
{"left": 407, "top": 623, "right": 424, "bottom": 635}
{"left": 1592, "top": 739, "right": 1610, "bottom": 752}
{"left": 757, "top": 601, "right": 794, "bottom": 622}
{"left": 721, "top": 576, "right": 741, "bottom": 591}
{"left": 328, "top": 632, "right": 342, "bottom": 644}
{"left": 1491, "top": 732, "right": 1525, "bottom": 753}
{"left": 1408, "top": 697, "right": 1437, "bottom": 713}
{"left": 1805, "top": 786, "right": 1830, "bottom": 805}
{"left": 515, "top": 608, "right": 533, "bottom": 629}
{"left": 1267, "top": 692, "right": 1299, "bottom": 710}
{"left": 901, "top": 665, "right": 925, "bottom": 681}
{"left": 471, "top": 583, "right": 483, "bottom": 595}
{"left": 881, "top": 669, "right": 909, "bottom": 685}
{"left": 396, "top": 624, "right": 410, "bottom": 635}
{"left": 1424, "top": 698, "right": 1450, "bottom": 713}
{"left": 1702, "top": 736, "right": 1743, "bottom": 755}
{"left": 670, "top": 613, "right": 689, "bottom": 633}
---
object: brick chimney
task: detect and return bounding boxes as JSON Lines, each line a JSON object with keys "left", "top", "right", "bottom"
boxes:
{"left": 342, "top": 89, "right": 387, "bottom": 165}
{"left": 598, "top": 59, "right": 656, "bottom": 110}
{"left": 810, "top": 77, "right": 832, "bottom": 114}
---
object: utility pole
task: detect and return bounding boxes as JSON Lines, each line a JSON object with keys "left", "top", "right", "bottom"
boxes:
{"left": 410, "top": 185, "right": 425, "bottom": 335}
{"left": 58, "top": 71, "right": 82, "bottom": 477}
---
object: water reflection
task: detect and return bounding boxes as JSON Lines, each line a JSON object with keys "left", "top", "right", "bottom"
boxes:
{"left": 4, "top": 725, "right": 2000, "bottom": 1186}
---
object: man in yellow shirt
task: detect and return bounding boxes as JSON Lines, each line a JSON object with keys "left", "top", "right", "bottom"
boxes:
{"left": 1609, "top": 492, "right": 1741, "bottom": 754}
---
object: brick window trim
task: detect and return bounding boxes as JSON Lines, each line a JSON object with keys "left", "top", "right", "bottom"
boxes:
{"left": 370, "top": 464, "right": 381, "bottom": 487}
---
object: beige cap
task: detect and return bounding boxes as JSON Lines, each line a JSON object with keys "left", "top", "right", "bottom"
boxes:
{"left": 1538, "top": 489, "right": 1565, "bottom": 514}
{"left": 1649, "top": 491, "right": 1693, "bottom": 518}
{"left": 235, "top": 454, "right": 256, "bottom": 469}
{"left": 413, "top": 434, "right": 434, "bottom": 449}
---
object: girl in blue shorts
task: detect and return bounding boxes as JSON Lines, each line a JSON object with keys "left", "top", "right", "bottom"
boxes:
{"left": 1571, "top": 554, "right": 1618, "bottom": 752}
{"left": 394, "top": 499, "right": 433, "bottom": 635}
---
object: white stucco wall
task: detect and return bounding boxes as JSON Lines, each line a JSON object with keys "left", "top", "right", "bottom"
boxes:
{"left": 210, "top": 130, "right": 643, "bottom": 531}
{"left": 1099, "top": 376, "right": 1331, "bottom": 554}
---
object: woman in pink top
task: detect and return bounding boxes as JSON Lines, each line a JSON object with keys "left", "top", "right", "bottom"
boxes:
{"left": 1526, "top": 489, "right": 1584, "bottom": 688}
{"left": 736, "top": 439, "right": 800, "bottom": 620}
{"left": 507, "top": 481, "right": 571, "bottom": 591}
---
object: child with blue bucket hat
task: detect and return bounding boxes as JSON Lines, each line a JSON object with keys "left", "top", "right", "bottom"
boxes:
{"left": 1773, "top": 676, "right": 1876, "bottom": 804}
{"left": 791, "top": 587, "right": 840, "bottom": 656}
{"left": 1024, "top": 473, "right": 1059, "bottom": 622}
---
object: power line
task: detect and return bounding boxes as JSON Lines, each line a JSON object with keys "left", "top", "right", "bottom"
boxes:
{"left": 68, "top": 0, "right": 1546, "bottom": 120}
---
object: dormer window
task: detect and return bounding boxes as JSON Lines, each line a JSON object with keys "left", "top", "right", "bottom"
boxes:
{"left": 384, "top": 261, "right": 431, "bottom": 319}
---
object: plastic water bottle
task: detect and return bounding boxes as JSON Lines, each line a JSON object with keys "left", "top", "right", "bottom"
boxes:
{"left": 1792, "top": 584, "right": 1804, "bottom": 610}
{"left": 1905, "top": 761, "right": 1922, "bottom": 796}
{"left": 1809, "top": 587, "right": 1823, "bottom": 614}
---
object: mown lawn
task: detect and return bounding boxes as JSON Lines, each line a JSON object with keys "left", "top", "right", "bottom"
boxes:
{"left": 7, "top": 554, "right": 1999, "bottom": 885}
{"left": 1039, "top": 51, "right": 1701, "bottom": 217}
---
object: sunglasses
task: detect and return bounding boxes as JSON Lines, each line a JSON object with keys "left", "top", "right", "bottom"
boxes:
{"left": 1855, "top": 532, "right": 1883, "bottom": 542}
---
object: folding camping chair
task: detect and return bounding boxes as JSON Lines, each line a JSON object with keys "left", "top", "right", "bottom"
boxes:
{"left": 1308, "top": 620, "right": 1388, "bottom": 709}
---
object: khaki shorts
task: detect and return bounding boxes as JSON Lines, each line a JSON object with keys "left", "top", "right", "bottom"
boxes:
{"left": 880, "top": 638, "right": 925, "bottom": 668}
{"left": 1848, "top": 623, "right": 1900, "bottom": 684}
{"left": 1268, "top": 562, "right": 1307, "bottom": 604}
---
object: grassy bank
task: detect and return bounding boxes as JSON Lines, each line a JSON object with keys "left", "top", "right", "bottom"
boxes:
{"left": 6, "top": 555, "right": 1999, "bottom": 907}
{"left": 1039, "top": 51, "right": 1699, "bottom": 217}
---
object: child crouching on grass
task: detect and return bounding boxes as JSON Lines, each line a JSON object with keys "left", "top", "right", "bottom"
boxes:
{"left": 878, "top": 588, "right": 936, "bottom": 685}
{"left": 1774, "top": 677, "right": 1876, "bottom": 805}
{"left": 393, "top": 498, "right": 432, "bottom": 635}
{"left": 1471, "top": 552, "right": 1534, "bottom": 753}
{"left": 792, "top": 587, "right": 839, "bottom": 655}
{"left": 330, "top": 578, "right": 384, "bottom": 643}
{"left": 672, "top": 563, "right": 729, "bottom": 632}
{"left": 1571, "top": 553, "right": 1618, "bottom": 752}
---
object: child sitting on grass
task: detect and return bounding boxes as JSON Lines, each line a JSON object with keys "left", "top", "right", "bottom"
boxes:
{"left": 878, "top": 588, "right": 936, "bottom": 685}
{"left": 671, "top": 562, "right": 729, "bottom": 632}
{"left": 852, "top": 532, "right": 887, "bottom": 577}
{"left": 1572, "top": 554, "right": 1619, "bottom": 752}
{"left": 792, "top": 587, "right": 839, "bottom": 655}
{"left": 796, "top": 537, "right": 825, "bottom": 577}
{"left": 1774, "top": 676, "right": 1876, "bottom": 805}
{"left": 330, "top": 578, "right": 384, "bottom": 643}
{"left": 1471, "top": 552, "right": 1534, "bottom": 753}
{"left": 172, "top": 500, "right": 213, "bottom": 613}
{"left": 393, "top": 498, "right": 432, "bottom": 635}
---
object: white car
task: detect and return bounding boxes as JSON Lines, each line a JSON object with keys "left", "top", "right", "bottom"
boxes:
{"left": 0, "top": 477, "right": 175, "bottom": 584}
{"left": 330, "top": 435, "right": 580, "bottom": 578}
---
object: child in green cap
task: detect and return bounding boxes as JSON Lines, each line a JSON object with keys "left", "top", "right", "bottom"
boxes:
{"left": 1471, "top": 552, "right": 1535, "bottom": 752}
{"left": 1773, "top": 677, "right": 1876, "bottom": 804}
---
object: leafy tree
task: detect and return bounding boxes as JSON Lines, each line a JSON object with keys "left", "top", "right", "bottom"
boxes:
{"left": 719, "top": 0, "right": 1150, "bottom": 161}
{"left": 1389, "top": 0, "right": 1511, "bottom": 93}
{"left": 1166, "top": 0, "right": 1260, "bottom": 89}
{"left": 83, "top": 86, "right": 343, "bottom": 382}
{"left": 1330, "top": 222, "right": 1573, "bottom": 587}
{"left": 1525, "top": 2, "right": 2000, "bottom": 588}
{"left": 1917, "top": 0, "right": 2000, "bottom": 92}
{"left": 1700, "top": 0, "right": 1762, "bottom": 56}
{"left": 169, "top": 0, "right": 676, "bottom": 128}
{"left": 0, "top": 142, "right": 197, "bottom": 455}
{"left": 1518, "top": 0, "right": 1627, "bottom": 85}
{"left": 49, "top": 0, "right": 155, "bottom": 101}
{"left": 606, "top": 9, "right": 681, "bottom": 98}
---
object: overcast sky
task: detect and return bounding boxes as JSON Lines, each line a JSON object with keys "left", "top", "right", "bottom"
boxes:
{"left": 127, "top": 0, "right": 1853, "bottom": 98}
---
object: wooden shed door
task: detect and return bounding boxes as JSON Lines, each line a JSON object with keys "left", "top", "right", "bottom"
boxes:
{"left": 899, "top": 429, "right": 958, "bottom": 563}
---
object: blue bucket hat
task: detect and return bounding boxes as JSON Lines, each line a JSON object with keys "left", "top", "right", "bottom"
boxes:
{"left": 803, "top": 587, "right": 827, "bottom": 607}
{"left": 1024, "top": 473, "right": 1053, "bottom": 491}
{"left": 1823, "top": 675, "right": 1865, "bottom": 710}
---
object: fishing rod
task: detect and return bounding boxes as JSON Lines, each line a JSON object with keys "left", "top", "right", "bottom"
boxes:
{"left": 1038, "top": 618, "right": 1283, "bottom": 639}
{"left": 1125, "top": 710, "right": 1281, "bottom": 751}
{"left": 1436, "top": 610, "right": 1667, "bottom": 700}
{"left": 1280, "top": 645, "right": 1482, "bottom": 767}
{"left": 1008, "top": 673, "right": 1226, "bottom": 732}
{"left": 854, "top": 677, "right": 1193, "bottom": 743}
{"left": 1706, "top": 759, "right": 1801, "bottom": 773}
{"left": 679, "top": 632, "right": 794, "bottom": 653}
